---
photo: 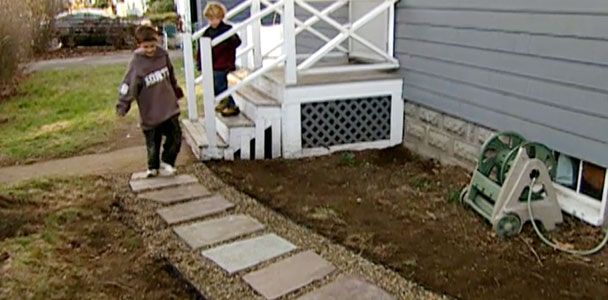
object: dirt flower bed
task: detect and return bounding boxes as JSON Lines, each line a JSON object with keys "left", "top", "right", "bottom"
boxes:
{"left": 0, "top": 176, "right": 196, "bottom": 299}
{"left": 209, "top": 147, "right": 608, "bottom": 300}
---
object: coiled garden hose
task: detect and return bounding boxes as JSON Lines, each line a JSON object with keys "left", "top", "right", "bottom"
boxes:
{"left": 527, "top": 178, "right": 608, "bottom": 256}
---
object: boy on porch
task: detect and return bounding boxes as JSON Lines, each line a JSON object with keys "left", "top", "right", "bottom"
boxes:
{"left": 197, "top": 1, "right": 242, "bottom": 117}
{"left": 116, "top": 25, "right": 184, "bottom": 178}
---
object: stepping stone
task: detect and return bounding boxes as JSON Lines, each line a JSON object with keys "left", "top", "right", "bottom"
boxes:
{"left": 129, "top": 174, "right": 198, "bottom": 193}
{"left": 131, "top": 169, "right": 175, "bottom": 180}
{"left": 296, "top": 276, "right": 395, "bottom": 300}
{"left": 138, "top": 184, "right": 212, "bottom": 205}
{"left": 242, "top": 250, "right": 335, "bottom": 300}
{"left": 173, "top": 214, "right": 264, "bottom": 249}
{"left": 157, "top": 195, "right": 235, "bottom": 225}
{"left": 202, "top": 234, "right": 297, "bottom": 274}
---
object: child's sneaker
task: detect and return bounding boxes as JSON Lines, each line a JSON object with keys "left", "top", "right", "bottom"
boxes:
{"left": 146, "top": 169, "right": 159, "bottom": 178}
{"left": 215, "top": 99, "right": 229, "bottom": 112}
{"left": 221, "top": 106, "right": 240, "bottom": 117}
{"left": 161, "top": 162, "right": 177, "bottom": 176}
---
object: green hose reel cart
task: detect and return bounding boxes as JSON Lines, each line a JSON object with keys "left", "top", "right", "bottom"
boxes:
{"left": 460, "top": 132, "right": 563, "bottom": 238}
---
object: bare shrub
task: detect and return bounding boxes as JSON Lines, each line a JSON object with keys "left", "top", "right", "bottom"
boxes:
{"left": 0, "top": 0, "right": 63, "bottom": 96}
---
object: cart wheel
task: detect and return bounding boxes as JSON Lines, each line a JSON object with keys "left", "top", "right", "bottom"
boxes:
{"left": 496, "top": 213, "right": 523, "bottom": 238}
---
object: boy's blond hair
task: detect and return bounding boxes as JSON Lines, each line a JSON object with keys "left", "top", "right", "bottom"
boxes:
{"left": 204, "top": 1, "right": 227, "bottom": 19}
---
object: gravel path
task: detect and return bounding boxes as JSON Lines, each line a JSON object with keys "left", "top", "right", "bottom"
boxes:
{"left": 117, "top": 162, "right": 447, "bottom": 300}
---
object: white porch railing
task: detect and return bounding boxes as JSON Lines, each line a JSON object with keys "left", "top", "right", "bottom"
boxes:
{"left": 180, "top": 0, "right": 399, "bottom": 158}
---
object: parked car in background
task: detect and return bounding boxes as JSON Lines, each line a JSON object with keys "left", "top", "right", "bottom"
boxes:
{"left": 53, "top": 9, "right": 139, "bottom": 49}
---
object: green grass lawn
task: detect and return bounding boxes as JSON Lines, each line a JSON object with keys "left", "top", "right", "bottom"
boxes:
{"left": 0, "top": 60, "right": 187, "bottom": 166}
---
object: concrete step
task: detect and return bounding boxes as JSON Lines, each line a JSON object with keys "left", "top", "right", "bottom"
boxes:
{"left": 202, "top": 233, "right": 296, "bottom": 274}
{"left": 129, "top": 174, "right": 198, "bottom": 193}
{"left": 297, "top": 276, "right": 395, "bottom": 300}
{"left": 242, "top": 250, "right": 336, "bottom": 300}
{"left": 173, "top": 214, "right": 265, "bottom": 249}
{"left": 138, "top": 183, "right": 212, "bottom": 205}
{"left": 156, "top": 195, "right": 235, "bottom": 225}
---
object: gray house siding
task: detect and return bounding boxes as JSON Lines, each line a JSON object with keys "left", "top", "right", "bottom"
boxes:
{"left": 396, "top": 0, "right": 608, "bottom": 167}
{"left": 197, "top": 0, "right": 347, "bottom": 54}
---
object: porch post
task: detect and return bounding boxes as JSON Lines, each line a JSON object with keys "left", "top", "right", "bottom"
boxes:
{"left": 196, "top": 0, "right": 204, "bottom": 30}
{"left": 388, "top": 0, "right": 395, "bottom": 57}
{"left": 251, "top": 0, "right": 263, "bottom": 68}
{"left": 182, "top": 0, "right": 198, "bottom": 120}
{"left": 283, "top": 0, "right": 297, "bottom": 84}
{"left": 200, "top": 37, "right": 218, "bottom": 149}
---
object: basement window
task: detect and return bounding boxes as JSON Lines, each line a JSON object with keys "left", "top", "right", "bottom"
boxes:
{"left": 555, "top": 153, "right": 607, "bottom": 202}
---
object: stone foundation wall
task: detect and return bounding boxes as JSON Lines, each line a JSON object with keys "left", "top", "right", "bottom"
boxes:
{"left": 403, "top": 102, "right": 496, "bottom": 171}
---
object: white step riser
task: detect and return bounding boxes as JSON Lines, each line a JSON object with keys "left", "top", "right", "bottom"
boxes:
{"left": 215, "top": 116, "right": 255, "bottom": 160}
{"left": 234, "top": 94, "right": 259, "bottom": 120}
{"left": 215, "top": 116, "right": 231, "bottom": 143}
{"left": 234, "top": 94, "right": 281, "bottom": 121}
{"left": 182, "top": 125, "right": 204, "bottom": 160}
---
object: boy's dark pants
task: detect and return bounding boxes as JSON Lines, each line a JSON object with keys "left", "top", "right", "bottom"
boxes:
{"left": 213, "top": 70, "right": 236, "bottom": 107}
{"left": 143, "top": 115, "right": 182, "bottom": 170}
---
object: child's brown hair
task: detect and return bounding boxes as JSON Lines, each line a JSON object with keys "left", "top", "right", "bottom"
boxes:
{"left": 204, "top": 1, "right": 227, "bottom": 19}
{"left": 135, "top": 25, "right": 158, "bottom": 43}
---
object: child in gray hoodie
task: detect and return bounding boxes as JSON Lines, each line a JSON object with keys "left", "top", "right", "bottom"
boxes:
{"left": 116, "top": 25, "right": 184, "bottom": 177}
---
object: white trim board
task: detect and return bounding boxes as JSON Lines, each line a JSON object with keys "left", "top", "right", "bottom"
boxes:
{"left": 555, "top": 183, "right": 607, "bottom": 226}
{"left": 296, "top": 140, "right": 397, "bottom": 159}
{"left": 284, "top": 79, "right": 403, "bottom": 103}
{"left": 554, "top": 167, "right": 608, "bottom": 226}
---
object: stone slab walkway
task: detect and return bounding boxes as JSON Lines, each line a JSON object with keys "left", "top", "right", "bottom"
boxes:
{"left": 125, "top": 169, "right": 442, "bottom": 300}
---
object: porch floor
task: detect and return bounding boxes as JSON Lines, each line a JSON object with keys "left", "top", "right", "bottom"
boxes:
{"left": 234, "top": 62, "right": 402, "bottom": 87}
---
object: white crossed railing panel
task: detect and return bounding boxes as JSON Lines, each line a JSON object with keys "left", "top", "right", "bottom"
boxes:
{"left": 296, "top": 0, "right": 398, "bottom": 71}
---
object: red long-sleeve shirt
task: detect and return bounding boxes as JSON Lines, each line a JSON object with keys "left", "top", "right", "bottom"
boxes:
{"left": 197, "top": 21, "right": 242, "bottom": 71}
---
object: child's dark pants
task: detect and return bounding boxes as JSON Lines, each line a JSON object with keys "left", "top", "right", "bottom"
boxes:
{"left": 143, "top": 115, "right": 182, "bottom": 170}
{"left": 213, "top": 70, "right": 236, "bottom": 107}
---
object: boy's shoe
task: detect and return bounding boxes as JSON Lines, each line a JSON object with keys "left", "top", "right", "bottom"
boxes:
{"left": 161, "top": 162, "right": 177, "bottom": 176}
{"left": 221, "top": 106, "right": 240, "bottom": 117}
{"left": 215, "top": 99, "right": 230, "bottom": 112}
{"left": 146, "top": 169, "right": 159, "bottom": 178}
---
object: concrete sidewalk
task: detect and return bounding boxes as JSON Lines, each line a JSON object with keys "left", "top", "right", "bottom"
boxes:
{"left": 25, "top": 50, "right": 183, "bottom": 73}
{"left": 0, "top": 146, "right": 192, "bottom": 186}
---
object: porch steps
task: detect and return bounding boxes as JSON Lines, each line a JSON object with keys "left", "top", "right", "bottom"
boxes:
{"left": 233, "top": 83, "right": 283, "bottom": 160}
{"left": 234, "top": 85, "right": 281, "bottom": 119}
{"left": 215, "top": 112, "right": 255, "bottom": 160}
{"left": 181, "top": 118, "right": 228, "bottom": 161}
{"left": 183, "top": 70, "right": 282, "bottom": 161}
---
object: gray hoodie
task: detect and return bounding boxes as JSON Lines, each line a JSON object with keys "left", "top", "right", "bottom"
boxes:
{"left": 116, "top": 47, "right": 182, "bottom": 130}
